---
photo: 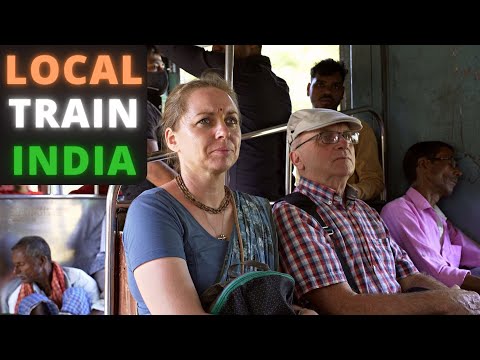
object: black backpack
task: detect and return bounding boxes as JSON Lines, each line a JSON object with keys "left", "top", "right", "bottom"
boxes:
{"left": 200, "top": 260, "right": 296, "bottom": 315}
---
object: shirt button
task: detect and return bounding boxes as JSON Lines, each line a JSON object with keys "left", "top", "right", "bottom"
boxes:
{"left": 328, "top": 201, "right": 332, "bottom": 205}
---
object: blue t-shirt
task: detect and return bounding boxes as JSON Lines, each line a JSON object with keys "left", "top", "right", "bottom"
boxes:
{"left": 122, "top": 187, "right": 233, "bottom": 315}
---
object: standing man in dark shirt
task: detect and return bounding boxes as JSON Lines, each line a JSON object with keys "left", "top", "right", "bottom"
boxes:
{"left": 121, "top": 45, "right": 176, "bottom": 201}
{"left": 157, "top": 45, "right": 291, "bottom": 201}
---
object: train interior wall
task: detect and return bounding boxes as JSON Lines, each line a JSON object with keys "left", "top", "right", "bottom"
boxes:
{"left": 347, "top": 45, "right": 480, "bottom": 242}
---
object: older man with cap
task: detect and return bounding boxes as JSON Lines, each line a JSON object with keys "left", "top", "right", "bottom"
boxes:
{"left": 272, "top": 108, "right": 480, "bottom": 315}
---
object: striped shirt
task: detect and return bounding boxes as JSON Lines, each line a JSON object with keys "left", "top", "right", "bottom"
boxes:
{"left": 273, "top": 177, "right": 418, "bottom": 302}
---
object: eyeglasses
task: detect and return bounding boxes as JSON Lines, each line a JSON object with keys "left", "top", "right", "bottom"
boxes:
{"left": 428, "top": 156, "right": 457, "bottom": 168}
{"left": 294, "top": 130, "right": 360, "bottom": 150}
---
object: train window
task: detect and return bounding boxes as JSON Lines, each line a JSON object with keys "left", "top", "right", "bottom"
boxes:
{"left": 262, "top": 45, "right": 339, "bottom": 111}
{"left": 178, "top": 45, "right": 340, "bottom": 112}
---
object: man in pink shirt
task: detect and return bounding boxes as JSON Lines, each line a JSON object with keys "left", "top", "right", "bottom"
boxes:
{"left": 381, "top": 141, "right": 480, "bottom": 294}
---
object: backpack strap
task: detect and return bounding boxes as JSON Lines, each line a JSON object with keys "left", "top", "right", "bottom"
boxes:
{"left": 282, "top": 192, "right": 333, "bottom": 235}
{"left": 280, "top": 192, "right": 359, "bottom": 293}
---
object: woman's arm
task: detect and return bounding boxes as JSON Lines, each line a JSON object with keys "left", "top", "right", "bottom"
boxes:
{"left": 134, "top": 257, "right": 208, "bottom": 315}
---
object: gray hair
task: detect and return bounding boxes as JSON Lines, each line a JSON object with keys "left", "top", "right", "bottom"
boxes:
{"left": 11, "top": 236, "right": 52, "bottom": 263}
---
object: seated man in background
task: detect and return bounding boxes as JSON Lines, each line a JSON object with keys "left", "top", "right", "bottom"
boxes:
{"left": 381, "top": 141, "right": 480, "bottom": 294}
{"left": 305, "top": 59, "right": 384, "bottom": 201}
{"left": 273, "top": 108, "right": 480, "bottom": 314}
{"left": 6, "top": 236, "right": 103, "bottom": 315}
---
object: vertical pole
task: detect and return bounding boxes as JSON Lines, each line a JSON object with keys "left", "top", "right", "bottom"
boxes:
{"left": 224, "top": 45, "right": 234, "bottom": 187}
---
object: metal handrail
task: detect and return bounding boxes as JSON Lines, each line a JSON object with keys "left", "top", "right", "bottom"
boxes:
{"left": 104, "top": 184, "right": 121, "bottom": 315}
{"left": 104, "top": 185, "right": 133, "bottom": 315}
{"left": 225, "top": 45, "right": 234, "bottom": 87}
{"left": 239, "top": 123, "right": 290, "bottom": 196}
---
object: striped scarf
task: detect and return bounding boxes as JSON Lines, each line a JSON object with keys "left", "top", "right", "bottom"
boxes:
{"left": 14, "top": 262, "right": 67, "bottom": 314}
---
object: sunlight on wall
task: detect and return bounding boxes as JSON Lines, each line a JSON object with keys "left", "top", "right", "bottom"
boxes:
{"left": 262, "top": 45, "right": 339, "bottom": 112}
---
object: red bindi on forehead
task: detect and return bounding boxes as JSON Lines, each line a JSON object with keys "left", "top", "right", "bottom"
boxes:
{"left": 208, "top": 107, "right": 226, "bottom": 113}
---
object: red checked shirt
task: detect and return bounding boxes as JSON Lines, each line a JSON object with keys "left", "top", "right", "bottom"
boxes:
{"left": 273, "top": 177, "right": 418, "bottom": 302}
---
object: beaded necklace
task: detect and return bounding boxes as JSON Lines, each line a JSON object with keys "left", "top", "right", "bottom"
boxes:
{"left": 175, "top": 175, "right": 230, "bottom": 240}
{"left": 175, "top": 175, "right": 231, "bottom": 214}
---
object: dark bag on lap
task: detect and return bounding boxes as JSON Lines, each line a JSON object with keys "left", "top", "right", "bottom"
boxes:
{"left": 200, "top": 260, "right": 296, "bottom": 315}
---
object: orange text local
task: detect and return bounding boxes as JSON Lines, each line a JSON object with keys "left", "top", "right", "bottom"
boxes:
{"left": 6, "top": 54, "right": 142, "bottom": 86}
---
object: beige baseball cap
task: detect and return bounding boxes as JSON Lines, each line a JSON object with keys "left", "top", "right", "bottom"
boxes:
{"left": 287, "top": 108, "right": 362, "bottom": 147}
